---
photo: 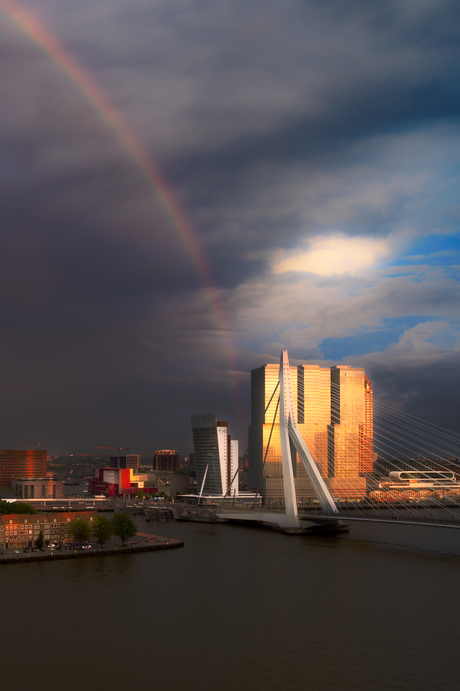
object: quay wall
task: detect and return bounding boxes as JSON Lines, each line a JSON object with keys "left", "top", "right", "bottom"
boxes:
{"left": 0, "top": 539, "right": 183, "bottom": 565}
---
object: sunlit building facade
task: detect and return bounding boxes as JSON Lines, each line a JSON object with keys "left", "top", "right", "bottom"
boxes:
{"left": 12, "top": 477, "right": 63, "bottom": 499}
{"left": 89, "top": 467, "right": 158, "bottom": 497}
{"left": 249, "top": 362, "right": 372, "bottom": 503}
{"left": 0, "top": 450, "right": 47, "bottom": 489}
{"left": 249, "top": 364, "right": 299, "bottom": 502}
{"left": 0, "top": 512, "right": 97, "bottom": 549}
{"left": 328, "top": 366, "right": 373, "bottom": 477}
{"left": 298, "top": 365, "right": 331, "bottom": 478}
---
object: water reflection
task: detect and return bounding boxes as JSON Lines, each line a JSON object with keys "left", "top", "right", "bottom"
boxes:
{"left": 2, "top": 517, "right": 459, "bottom": 691}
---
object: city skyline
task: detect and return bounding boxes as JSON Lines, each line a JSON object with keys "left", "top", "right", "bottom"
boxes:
{"left": 1, "top": 1, "right": 459, "bottom": 454}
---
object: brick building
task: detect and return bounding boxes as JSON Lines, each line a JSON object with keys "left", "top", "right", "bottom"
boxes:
{"left": 0, "top": 512, "right": 97, "bottom": 549}
{"left": 153, "top": 450, "right": 179, "bottom": 472}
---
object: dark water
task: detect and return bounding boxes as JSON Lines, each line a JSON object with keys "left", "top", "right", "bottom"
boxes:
{"left": 2, "top": 518, "right": 460, "bottom": 691}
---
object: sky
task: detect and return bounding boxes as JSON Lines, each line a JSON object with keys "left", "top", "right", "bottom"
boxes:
{"left": 1, "top": 0, "right": 459, "bottom": 457}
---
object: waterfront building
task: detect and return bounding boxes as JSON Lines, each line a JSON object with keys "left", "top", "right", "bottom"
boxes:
{"left": 153, "top": 450, "right": 180, "bottom": 472}
{"left": 369, "top": 470, "right": 460, "bottom": 502}
{"left": 169, "top": 474, "right": 192, "bottom": 500}
{"left": 0, "top": 511, "right": 97, "bottom": 549}
{"left": 249, "top": 362, "right": 372, "bottom": 503}
{"left": 298, "top": 365, "right": 331, "bottom": 478}
{"left": 191, "top": 414, "right": 239, "bottom": 497}
{"left": 329, "top": 366, "right": 373, "bottom": 477}
{"left": 0, "top": 449, "right": 47, "bottom": 489}
{"left": 11, "top": 477, "right": 64, "bottom": 500}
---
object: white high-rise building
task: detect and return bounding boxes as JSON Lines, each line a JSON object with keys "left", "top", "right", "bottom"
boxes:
{"left": 191, "top": 414, "right": 239, "bottom": 497}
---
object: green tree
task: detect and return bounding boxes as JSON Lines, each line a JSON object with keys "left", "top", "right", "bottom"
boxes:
{"left": 0, "top": 501, "right": 38, "bottom": 515}
{"left": 92, "top": 515, "right": 113, "bottom": 545}
{"left": 111, "top": 513, "right": 137, "bottom": 545}
{"left": 35, "top": 530, "right": 44, "bottom": 550}
{"left": 135, "top": 489, "right": 145, "bottom": 499}
{"left": 173, "top": 468, "right": 195, "bottom": 477}
{"left": 69, "top": 518, "right": 92, "bottom": 546}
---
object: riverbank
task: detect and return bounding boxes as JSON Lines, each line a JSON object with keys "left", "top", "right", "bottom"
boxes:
{"left": 0, "top": 531, "right": 183, "bottom": 564}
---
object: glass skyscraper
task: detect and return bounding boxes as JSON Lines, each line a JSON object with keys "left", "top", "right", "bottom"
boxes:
{"left": 249, "top": 362, "right": 373, "bottom": 503}
{"left": 191, "top": 414, "right": 239, "bottom": 497}
{"left": 329, "top": 366, "right": 374, "bottom": 478}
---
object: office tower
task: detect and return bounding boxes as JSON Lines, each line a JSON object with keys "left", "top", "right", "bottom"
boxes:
{"left": 248, "top": 364, "right": 300, "bottom": 503}
{"left": 328, "top": 366, "right": 374, "bottom": 477}
{"left": 297, "top": 365, "right": 331, "bottom": 478}
{"left": 362, "top": 377, "right": 374, "bottom": 474}
{"left": 249, "top": 362, "right": 371, "bottom": 502}
{"left": 0, "top": 450, "right": 47, "bottom": 488}
{"left": 191, "top": 414, "right": 239, "bottom": 497}
{"left": 153, "top": 450, "right": 179, "bottom": 472}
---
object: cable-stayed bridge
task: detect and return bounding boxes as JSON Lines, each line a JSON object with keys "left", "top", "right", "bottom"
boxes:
{"left": 216, "top": 351, "right": 460, "bottom": 534}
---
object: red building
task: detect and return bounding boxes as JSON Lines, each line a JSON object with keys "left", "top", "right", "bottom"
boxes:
{"left": 89, "top": 468, "right": 157, "bottom": 497}
{"left": 0, "top": 450, "right": 47, "bottom": 488}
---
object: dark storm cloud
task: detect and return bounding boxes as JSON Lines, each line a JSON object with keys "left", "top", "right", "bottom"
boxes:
{"left": 363, "top": 347, "right": 460, "bottom": 444}
{"left": 1, "top": 0, "right": 459, "bottom": 453}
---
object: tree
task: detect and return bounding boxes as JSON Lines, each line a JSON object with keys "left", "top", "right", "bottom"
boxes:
{"left": 111, "top": 513, "right": 137, "bottom": 545}
{"left": 173, "top": 468, "right": 195, "bottom": 477}
{"left": 135, "top": 489, "right": 145, "bottom": 499}
{"left": 0, "top": 501, "right": 38, "bottom": 515}
{"left": 69, "top": 518, "right": 92, "bottom": 546}
{"left": 92, "top": 515, "right": 113, "bottom": 545}
{"left": 35, "top": 530, "right": 44, "bottom": 550}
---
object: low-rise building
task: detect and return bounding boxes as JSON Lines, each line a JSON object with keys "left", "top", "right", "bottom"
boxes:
{"left": 89, "top": 467, "right": 158, "bottom": 497}
{"left": 0, "top": 511, "right": 97, "bottom": 549}
{"left": 12, "top": 477, "right": 64, "bottom": 500}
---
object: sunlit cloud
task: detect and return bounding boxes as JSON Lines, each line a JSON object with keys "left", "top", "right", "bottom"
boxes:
{"left": 273, "top": 234, "right": 389, "bottom": 276}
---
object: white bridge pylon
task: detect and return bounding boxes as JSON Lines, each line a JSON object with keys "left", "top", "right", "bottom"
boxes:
{"left": 279, "top": 350, "right": 338, "bottom": 527}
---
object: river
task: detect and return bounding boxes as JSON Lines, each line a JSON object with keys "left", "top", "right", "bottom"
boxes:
{"left": 1, "top": 517, "right": 459, "bottom": 690}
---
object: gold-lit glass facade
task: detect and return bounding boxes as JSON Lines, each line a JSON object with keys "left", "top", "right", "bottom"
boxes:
{"left": 298, "top": 365, "right": 331, "bottom": 478}
{"left": 328, "top": 366, "right": 373, "bottom": 478}
{"left": 249, "top": 362, "right": 372, "bottom": 502}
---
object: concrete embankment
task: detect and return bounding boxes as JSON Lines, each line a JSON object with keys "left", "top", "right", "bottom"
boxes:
{"left": 0, "top": 534, "right": 183, "bottom": 565}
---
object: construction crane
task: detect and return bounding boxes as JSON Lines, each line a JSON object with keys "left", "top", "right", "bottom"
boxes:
{"left": 93, "top": 446, "right": 129, "bottom": 469}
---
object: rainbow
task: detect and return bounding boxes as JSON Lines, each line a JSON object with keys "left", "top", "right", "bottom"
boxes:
{"left": 1, "top": 0, "right": 246, "bottom": 425}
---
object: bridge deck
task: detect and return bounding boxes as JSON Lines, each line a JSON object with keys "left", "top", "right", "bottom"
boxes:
{"left": 215, "top": 506, "right": 460, "bottom": 530}
{"left": 301, "top": 514, "right": 460, "bottom": 529}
